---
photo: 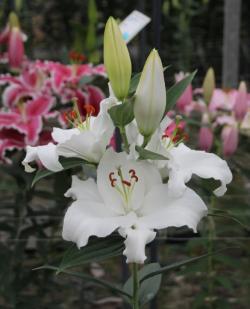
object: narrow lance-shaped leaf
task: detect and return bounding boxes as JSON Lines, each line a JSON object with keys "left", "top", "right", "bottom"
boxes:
{"left": 34, "top": 265, "right": 132, "bottom": 299}
{"left": 140, "top": 247, "right": 238, "bottom": 283}
{"left": 135, "top": 146, "right": 168, "bottom": 161}
{"left": 32, "top": 157, "right": 87, "bottom": 186}
{"left": 58, "top": 235, "right": 125, "bottom": 272}
{"left": 165, "top": 70, "right": 197, "bottom": 113}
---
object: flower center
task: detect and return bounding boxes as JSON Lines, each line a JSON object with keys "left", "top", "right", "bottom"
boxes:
{"left": 162, "top": 118, "right": 189, "bottom": 149}
{"left": 63, "top": 98, "right": 95, "bottom": 131}
{"left": 109, "top": 167, "right": 139, "bottom": 212}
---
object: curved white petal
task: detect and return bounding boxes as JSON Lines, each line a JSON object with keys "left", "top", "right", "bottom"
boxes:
{"left": 168, "top": 144, "right": 232, "bottom": 197}
{"left": 118, "top": 227, "right": 156, "bottom": 264}
{"left": 52, "top": 127, "right": 79, "bottom": 143}
{"left": 22, "top": 143, "right": 63, "bottom": 172}
{"left": 140, "top": 184, "right": 207, "bottom": 233}
{"left": 57, "top": 130, "right": 104, "bottom": 163}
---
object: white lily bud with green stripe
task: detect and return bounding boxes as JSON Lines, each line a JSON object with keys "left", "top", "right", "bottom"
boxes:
{"left": 134, "top": 49, "right": 166, "bottom": 138}
{"left": 104, "top": 17, "right": 131, "bottom": 101}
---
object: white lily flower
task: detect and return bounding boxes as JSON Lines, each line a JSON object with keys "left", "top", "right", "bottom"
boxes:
{"left": 146, "top": 116, "right": 232, "bottom": 197}
{"left": 62, "top": 148, "right": 207, "bottom": 264}
{"left": 134, "top": 49, "right": 166, "bottom": 137}
{"left": 22, "top": 98, "right": 116, "bottom": 172}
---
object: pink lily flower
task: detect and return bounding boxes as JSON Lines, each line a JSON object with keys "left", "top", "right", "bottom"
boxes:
{"left": 0, "top": 95, "right": 54, "bottom": 146}
{"left": 209, "top": 89, "right": 237, "bottom": 112}
{"left": 198, "top": 127, "right": 214, "bottom": 152}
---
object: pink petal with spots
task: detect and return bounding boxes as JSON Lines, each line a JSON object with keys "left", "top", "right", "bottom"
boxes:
{"left": 2, "top": 84, "right": 31, "bottom": 107}
{"left": 92, "top": 64, "right": 106, "bottom": 77}
{"left": 24, "top": 117, "right": 43, "bottom": 145}
{"left": 76, "top": 64, "right": 93, "bottom": 77}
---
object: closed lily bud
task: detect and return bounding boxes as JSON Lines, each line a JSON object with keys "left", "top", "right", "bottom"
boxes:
{"left": 104, "top": 17, "right": 131, "bottom": 101}
{"left": 202, "top": 67, "right": 215, "bottom": 104}
{"left": 221, "top": 125, "right": 238, "bottom": 157}
{"left": 8, "top": 12, "right": 25, "bottom": 69}
{"left": 234, "top": 81, "right": 248, "bottom": 121}
{"left": 134, "top": 49, "right": 166, "bottom": 137}
{"left": 198, "top": 127, "right": 213, "bottom": 152}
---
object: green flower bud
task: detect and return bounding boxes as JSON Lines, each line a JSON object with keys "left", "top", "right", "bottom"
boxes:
{"left": 104, "top": 17, "right": 132, "bottom": 101}
{"left": 134, "top": 49, "right": 166, "bottom": 137}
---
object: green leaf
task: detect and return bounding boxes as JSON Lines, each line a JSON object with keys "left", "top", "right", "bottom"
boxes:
{"left": 208, "top": 213, "right": 249, "bottom": 231}
{"left": 34, "top": 265, "right": 131, "bottom": 299}
{"left": 108, "top": 101, "right": 134, "bottom": 127}
{"left": 140, "top": 247, "right": 238, "bottom": 283}
{"left": 58, "top": 235, "right": 124, "bottom": 272}
{"left": 129, "top": 72, "right": 141, "bottom": 95}
{"left": 123, "top": 263, "right": 162, "bottom": 306}
{"left": 135, "top": 146, "right": 168, "bottom": 161}
{"left": 165, "top": 70, "right": 197, "bottom": 112}
{"left": 32, "top": 157, "right": 86, "bottom": 187}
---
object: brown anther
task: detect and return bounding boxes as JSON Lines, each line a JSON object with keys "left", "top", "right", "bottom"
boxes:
{"left": 109, "top": 172, "right": 117, "bottom": 187}
{"left": 129, "top": 169, "right": 139, "bottom": 182}
{"left": 122, "top": 180, "right": 131, "bottom": 187}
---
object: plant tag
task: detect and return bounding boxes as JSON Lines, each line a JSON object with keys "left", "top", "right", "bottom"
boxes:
{"left": 119, "top": 10, "right": 151, "bottom": 43}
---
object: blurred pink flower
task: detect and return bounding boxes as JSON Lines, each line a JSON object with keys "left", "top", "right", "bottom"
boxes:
{"left": 209, "top": 89, "right": 237, "bottom": 112}
{"left": 233, "top": 82, "right": 248, "bottom": 121}
{"left": 0, "top": 96, "right": 55, "bottom": 146}
{"left": 221, "top": 125, "right": 239, "bottom": 157}
{"left": 198, "top": 127, "right": 213, "bottom": 152}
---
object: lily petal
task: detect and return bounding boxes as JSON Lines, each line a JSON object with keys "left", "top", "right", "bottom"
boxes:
{"left": 118, "top": 227, "right": 156, "bottom": 264}
{"left": 22, "top": 143, "right": 63, "bottom": 172}
{"left": 168, "top": 144, "right": 232, "bottom": 197}
{"left": 140, "top": 184, "right": 207, "bottom": 232}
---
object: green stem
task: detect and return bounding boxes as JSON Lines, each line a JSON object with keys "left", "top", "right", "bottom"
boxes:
{"left": 132, "top": 263, "right": 140, "bottom": 309}
{"left": 119, "top": 126, "right": 130, "bottom": 153}
{"left": 208, "top": 196, "right": 216, "bottom": 307}
{"left": 141, "top": 135, "right": 151, "bottom": 148}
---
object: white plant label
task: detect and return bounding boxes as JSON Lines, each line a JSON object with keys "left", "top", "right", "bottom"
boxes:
{"left": 119, "top": 10, "right": 151, "bottom": 43}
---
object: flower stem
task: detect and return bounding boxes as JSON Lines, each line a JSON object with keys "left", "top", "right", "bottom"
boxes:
{"left": 132, "top": 263, "right": 140, "bottom": 309}
{"left": 119, "top": 126, "right": 130, "bottom": 153}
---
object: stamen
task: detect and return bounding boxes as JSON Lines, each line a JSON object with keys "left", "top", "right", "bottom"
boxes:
{"left": 69, "top": 51, "right": 87, "bottom": 64}
{"left": 109, "top": 172, "right": 117, "bottom": 187}
{"left": 108, "top": 167, "right": 140, "bottom": 212}
{"left": 84, "top": 104, "right": 96, "bottom": 116}
{"left": 122, "top": 180, "right": 131, "bottom": 187}
{"left": 129, "top": 169, "right": 139, "bottom": 182}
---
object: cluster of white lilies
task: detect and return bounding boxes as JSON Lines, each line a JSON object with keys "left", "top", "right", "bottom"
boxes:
{"left": 22, "top": 17, "right": 232, "bottom": 265}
